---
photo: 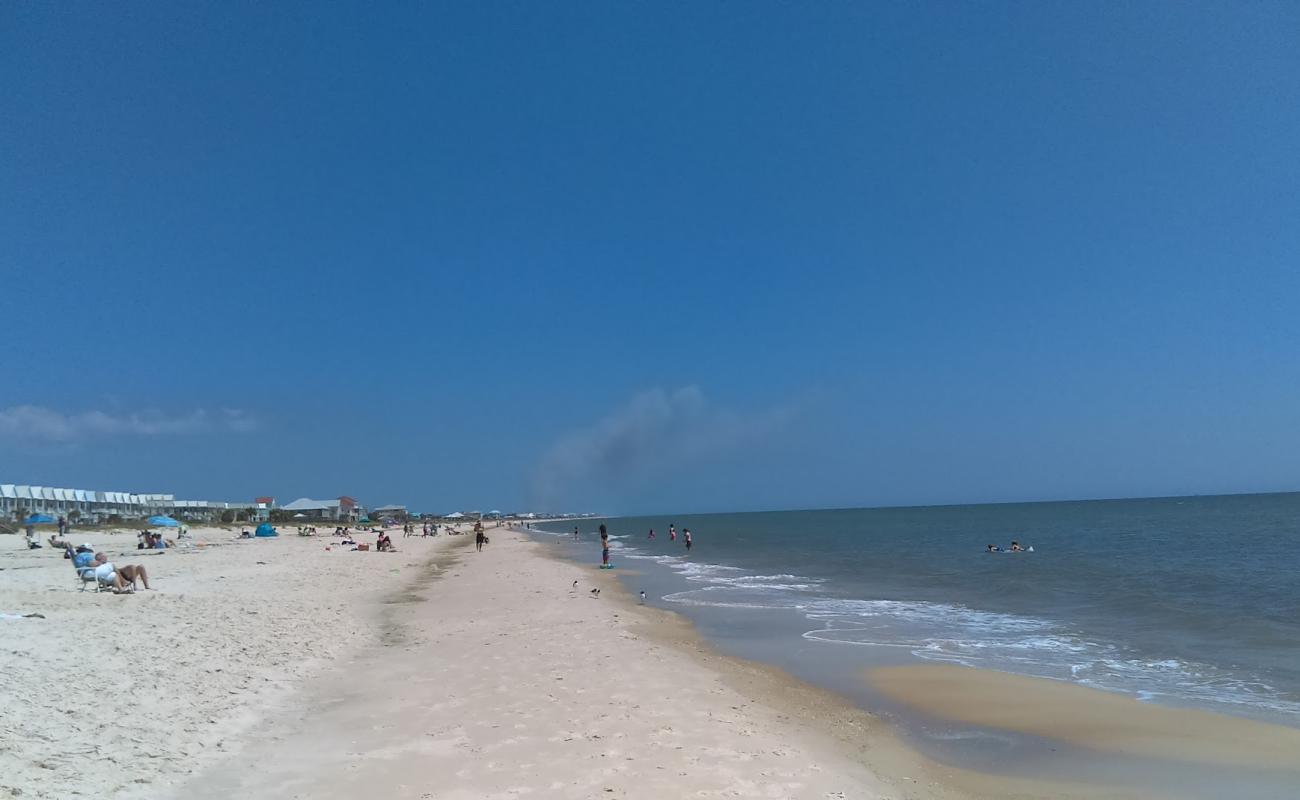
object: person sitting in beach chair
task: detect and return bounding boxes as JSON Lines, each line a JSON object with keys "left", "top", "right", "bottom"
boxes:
{"left": 69, "top": 544, "right": 102, "bottom": 590}
{"left": 92, "top": 552, "right": 152, "bottom": 592}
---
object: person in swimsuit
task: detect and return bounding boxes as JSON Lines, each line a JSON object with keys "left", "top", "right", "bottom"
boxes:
{"left": 92, "top": 552, "right": 152, "bottom": 591}
{"left": 684, "top": 529, "right": 692, "bottom": 551}
{"left": 648, "top": 529, "right": 655, "bottom": 539}
{"left": 669, "top": 524, "right": 676, "bottom": 542}
{"left": 599, "top": 524, "right": 609, "bottom": 566}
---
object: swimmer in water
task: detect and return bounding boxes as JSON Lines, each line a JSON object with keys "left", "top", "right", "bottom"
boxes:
{"left": 684, "top": 528, "right": 692, "bottom": 551}
{"left": 669, "top": 524, "right": 676, "bottom": 542}
{"left": 986, "top": 544, "right": 1001, "bottom": 552}
{"left": 1010, "top": 541, "right": 1023, "bottom": 552}
{"left": 648, "top": 528, "right": 655, "bottom": 539}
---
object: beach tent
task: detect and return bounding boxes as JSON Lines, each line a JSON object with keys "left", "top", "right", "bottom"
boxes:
{"left": 147, "top": 515, "right": 181, "bottom": 527}
{"left": 444, "top": 512, "right": 466, "bottom": 519}
{"left": 25, "top": 514, "right": 55, "bottom": 524}
{"left": 254, "top": 523, "right": 278, "bottom": 538}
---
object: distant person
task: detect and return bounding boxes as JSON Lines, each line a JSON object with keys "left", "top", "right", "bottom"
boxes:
{"left": 668, "top": 524, "right": 676, "bottom": 542}
{"left": 573, "top": 526, "right": 579, "bottom": 541}
{"left": 684, "top": 529, "right": 692, "bottom": 552}
{"left": 25, "top": 522, "right": 36, "bottom": 549}
{"left": 475, "top": 528, "right": 485, "bottom": 552}
{"left": 1010, "top": 541, "right": 1023, "bottom": 552}
{"left": 58, "top": 516, "right": 67, "bottom": 536}
{"left": 648, "top": 528, "right": 655, "bottom": 539}
{"left": 986, "top": 544, "right": 1001, "bottom": 553}
{"left": 599, "top": 524, "right": 609, "bottom": 567}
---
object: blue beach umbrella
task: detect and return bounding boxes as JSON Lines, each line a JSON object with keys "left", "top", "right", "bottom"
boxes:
{"left": 25, "top": 514, "right": 56, "bottom": 524}
{"left": 148, "top": 515, "right": 181, "bottom": 527}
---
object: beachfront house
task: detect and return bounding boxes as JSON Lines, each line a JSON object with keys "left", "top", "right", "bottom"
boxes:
{"left": 253, "top": 496, "right": 275, "bottom": 522}
{"left": 371, "top": 504, "right": 408, "bottom": 521}
{"left": 281, "top": 496, "right": 361, "bottom": 522}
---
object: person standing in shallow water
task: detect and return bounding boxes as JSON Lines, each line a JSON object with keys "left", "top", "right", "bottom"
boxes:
{"left": 684, "top": 528, "right": 692, "bottom": 552}
{"left": 669, "top": 524, "right": 676, "bottom": 542}
{"left": 599, "top": 523, "right": 609, "bottom": 567}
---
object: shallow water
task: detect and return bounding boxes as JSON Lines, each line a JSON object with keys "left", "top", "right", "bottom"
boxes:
{"left": 538, "top": 493, "right": 1300, "bottom": 727}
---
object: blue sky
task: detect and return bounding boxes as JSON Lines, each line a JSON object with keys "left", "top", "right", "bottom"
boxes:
{"left": 2, "top": 3, "right": 1298, "bottom": 514}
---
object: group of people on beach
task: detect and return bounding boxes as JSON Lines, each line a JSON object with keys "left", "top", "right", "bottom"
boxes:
{"left": 405, "top": 522, "right": 442, "bottom": 537}
{"left": 137, "top": 530, "right": 170, "bottom": 550}
{"left": 583, "top": 521, "right": 695, "bottom": 568}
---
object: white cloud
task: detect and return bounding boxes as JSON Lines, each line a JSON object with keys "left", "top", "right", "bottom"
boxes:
{"left": 530, "top": 386, "right": 794, "bottom": 508}
{"left": 0, "top": 405, "right": 260, "bottom": 442}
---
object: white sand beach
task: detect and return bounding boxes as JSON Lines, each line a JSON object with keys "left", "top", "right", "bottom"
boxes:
{"left": 5, "top": 524, "right": 1253, "bottom": 800}
{"left": 0, "top": 526, "right": 459, "bottom": 799}
{"left": 166, "top": 527, "right": 901, "bottom": 799}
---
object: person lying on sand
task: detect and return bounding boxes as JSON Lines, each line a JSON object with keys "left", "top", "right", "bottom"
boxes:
{"left": 93, "top": 552, "right": 152, "bottom": 592}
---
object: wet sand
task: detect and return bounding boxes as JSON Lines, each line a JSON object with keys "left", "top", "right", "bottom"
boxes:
{"left": 869, "top": 663, "right": 1300, "bottom": 770}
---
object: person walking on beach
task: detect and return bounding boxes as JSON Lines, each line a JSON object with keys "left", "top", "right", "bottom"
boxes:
{"left": 475, "top": 528, "right": 485, "bottom": 551}
{"left": 684, "top": 528, "right": 692, "bottom": 552}
{"left": 573, "top": 525, "right": 579, "bottom": 541}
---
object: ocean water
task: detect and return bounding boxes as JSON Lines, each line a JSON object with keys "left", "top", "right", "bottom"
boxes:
{"left": 537, "top": 493, "right": 1300, "bottom": 727}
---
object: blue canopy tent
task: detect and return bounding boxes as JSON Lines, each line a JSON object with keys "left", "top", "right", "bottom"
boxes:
{"left": 148, "top": 515, "right": 181, "bottom": 527}
{"left": 254, "top": 522, "right": 278, "bottom": 538}
{"left": 25, "top": 514, "right": 55, "bottom": 524}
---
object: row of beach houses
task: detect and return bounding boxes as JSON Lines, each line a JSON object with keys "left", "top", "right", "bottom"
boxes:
{"left": 0, "top": 483, "right": 412, "bottom": 525}
{"left": 1, "top": 481, "right": 555, "bottom": 526}
{"left": 0, "top": 484, "right": 243, "bottom": 523}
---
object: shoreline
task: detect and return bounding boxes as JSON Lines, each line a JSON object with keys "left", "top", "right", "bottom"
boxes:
{"left": 869, "top": 663, "right": 1300, "bottom": 769}
{"left": 10, "top": 525, "right": 1292, "bottom": 798}
{"left": 172, "top": 527, "right": 899, "bottom": 799}
{"left": 532, "top": 527, "right": 1300, "bottom": 799}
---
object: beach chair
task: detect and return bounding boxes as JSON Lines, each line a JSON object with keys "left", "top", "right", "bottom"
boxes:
{"left": 68, "top": 547, "right": 108, "bottom": 593}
